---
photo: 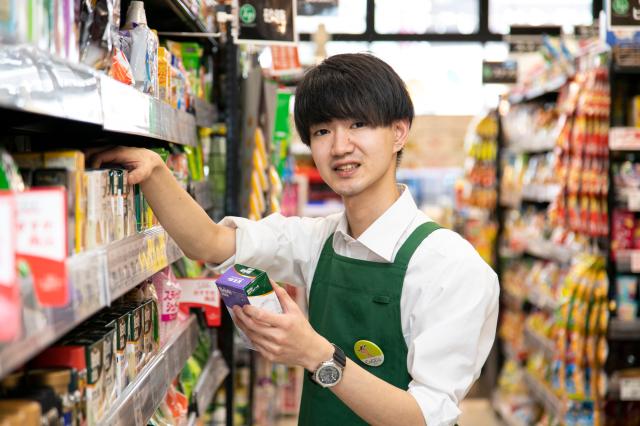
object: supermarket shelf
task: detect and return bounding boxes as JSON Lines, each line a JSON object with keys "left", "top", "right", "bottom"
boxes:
{"left": 525, "top": 237, "right": 575, "bottom": 264}
{"left": 491, "top": 393, "right": 528, "bottom": 426}
{"left": 524, "top": 325, "right": 555, "bottom": 359}
{"left": 189, "top": 180, "right": 214, "bottom": 211}
{"left": 502, "top": 341, "right": 524, "bottom": 365}
{"left": 508, "top": 75, "right": 567, "bottom": 104}
{"left": 616, "top": 188, "right": 640, "bottom": 212}
{"left": 0, "top": 45, "right": 197, "bottom": 147}
{"left": 502, "top": 289, "right": 525, "bottom": 311}
{"left": 608, "top": 318, "right": 640, "bottom": 341}
{"left": 609, "top": 127, "right": 640, "bottom": 151}
{"left": 0, "top": 226, "right": 183, "bottom": 380}
{"left": 504, "top": 140, "right": 556, "bottom": 154}
{"left": 523, "top": 371, "right": 564, "bottom": 419}
{"left": 100, "top": 316, "right": 199, "bottom": 426}
{"left": 100, "top": 75, "right": 197, "bottom": 146}
{"left": 615, "top": 250, "right": 640, "bottom": 273}
{"left": 193, "top": 350, "right": 229, "bottom": 415}
{"left": 107, "top": 226, "right": 184, "bottom": 301}
{"left": 520, "top": 184, "right": 561, "bottom": 203}
{"left": 527, "top": 290, "right": 560, "bottom": 314}
{"left": 612, "top": 63, "right": 640, "bottom": 75}
{"left": 194, "top": 98, "right": 218, "bottom": 128}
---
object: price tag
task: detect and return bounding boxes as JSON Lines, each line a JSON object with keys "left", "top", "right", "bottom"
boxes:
{"left": 628, "top": 190, "right": 640, "bottom": 211}
{"left": 0, "top": 192, "right": 20, "bottom": 342}
{"left": 0, "top": 193, "right": 16, "bottom": 286}
{"left": 621, "top": 378, "right": 640, "bottom": 401}
{"left": 16, "top": 189, "right": 69, "bottom": 307}
{"left": 178, "top": 279, "right": 222, "bottom": 326}
{"left": 610, "top": 127, "right": 640, "bottom": 150}
{"left": 631, "top": 251, "right": 640, "bottom": 273}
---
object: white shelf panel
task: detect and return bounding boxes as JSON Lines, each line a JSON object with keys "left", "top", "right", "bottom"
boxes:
{"left": 193, "top": 350, "right": 229, "bottom": 415}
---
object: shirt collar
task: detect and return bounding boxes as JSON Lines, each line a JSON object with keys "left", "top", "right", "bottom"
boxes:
{"left": 334, "top": 184, "right": 419, "bottom": 262}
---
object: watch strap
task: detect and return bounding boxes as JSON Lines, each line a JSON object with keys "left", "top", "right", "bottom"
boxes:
{"left": 332, "top": 344, "right": 346, "bottom": 368}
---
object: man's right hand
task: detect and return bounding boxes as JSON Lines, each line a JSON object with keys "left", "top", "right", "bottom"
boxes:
{"left": 90, "top": 146, "right": 164, "bottom": 185}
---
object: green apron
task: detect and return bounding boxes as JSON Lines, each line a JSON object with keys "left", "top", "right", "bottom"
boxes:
{"left": 298, "top": 221, "right": 441, "bottom": 426}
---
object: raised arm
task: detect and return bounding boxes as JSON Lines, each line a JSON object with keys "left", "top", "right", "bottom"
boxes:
{"left": 91, "top": 146, "right": 235, "bottom": 264}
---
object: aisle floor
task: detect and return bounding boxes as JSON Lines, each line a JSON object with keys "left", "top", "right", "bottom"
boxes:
{"left": 275, "top": 398, "right": 505, "bottom": 426}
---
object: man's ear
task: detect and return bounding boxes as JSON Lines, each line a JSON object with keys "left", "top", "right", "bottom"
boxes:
{"left": 392, "top": 119, "right": 410, "bottom": 153}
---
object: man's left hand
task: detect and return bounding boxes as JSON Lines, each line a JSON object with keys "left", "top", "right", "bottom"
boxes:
{"left": 232, "top": 283, "right": 333, "bottom": 371}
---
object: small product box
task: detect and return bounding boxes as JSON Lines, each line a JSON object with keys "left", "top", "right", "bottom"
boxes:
{"left": 215, "top": 264, "right": 283, "bottom": 348}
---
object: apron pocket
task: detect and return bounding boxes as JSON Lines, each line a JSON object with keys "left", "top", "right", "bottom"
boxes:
{"left": 372, "top": 295, "right": 391, "bottom": 304}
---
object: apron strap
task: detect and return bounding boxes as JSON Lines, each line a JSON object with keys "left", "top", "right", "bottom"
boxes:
{"left": 393, "top": 221, "right": 441, "bottom": 269}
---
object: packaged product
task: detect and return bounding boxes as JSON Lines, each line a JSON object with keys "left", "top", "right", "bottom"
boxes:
{"left": 125, "top": 304, "right": 144, "bottom": 380}
{"left": 32, "top": 335, "right": 105, "bottom": 426}
{"left": 152, "top": 268, "right": 182, "bottom": 344}
{"left": 616, "top": 275, "right": 638, "bottom": 321}
{"left": 0, "top": 150, "right": 25, "bottom": 191}
{"left": 109, "top": 47, "right": 135, "bottom": 86}
{"left": 215, "top": 264, "right": 283, "bottom": 349}
{"left": 84, "top": 170, "right": 110, "bottom": 249}
{"left": 123, "top": 1, "right": 158, "bottom": 96}
{"left": 158, "top": 47, "right": 172, "bottom": 103}
{"left": 79, "top": 0, "right": 114, "bottom": 69}
{"left": 0, "top": 400, "right": 41, "bottom": 426}
{"left": 26, "top": 368, "right": 73, "bottom": 424}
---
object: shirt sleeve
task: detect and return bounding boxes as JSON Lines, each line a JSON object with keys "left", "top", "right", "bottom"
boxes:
{"left": 404, "top": 231, "right": 500, "bottom": 426}
{"left": 206, "top": 213, "right": 335, "bottom": 288}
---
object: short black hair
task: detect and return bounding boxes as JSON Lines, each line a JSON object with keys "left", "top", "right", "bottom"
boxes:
{"left": 294, "top": 53, "right": 414, "bottom": 146}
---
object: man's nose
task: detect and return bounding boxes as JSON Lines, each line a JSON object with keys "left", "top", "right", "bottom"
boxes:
{"left": 331, "top": 128, "right": 354, "bottom": 156}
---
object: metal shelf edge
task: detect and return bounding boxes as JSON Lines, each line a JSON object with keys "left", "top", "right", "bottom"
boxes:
{"left": 99, "top": 316, "right": 199, "bottom": 426}
{"left": 194, "top": 350, "right": 229, "bottom": 415}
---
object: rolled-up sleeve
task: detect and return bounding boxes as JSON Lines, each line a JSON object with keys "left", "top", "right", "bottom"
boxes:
{"left": 404, "top": 234, "right": 500, "bottom": 426}
{"left": 206, "top": 213, "right": 335, "bottom": 288}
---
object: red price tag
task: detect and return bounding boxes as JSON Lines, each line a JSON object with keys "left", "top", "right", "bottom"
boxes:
{"left": 16, "top": 189, "right": 69, "bottom": 307}
{"left": 0, "top": 192, "right": 20, "bottom": 341}
{"left": 178, "top": 278, "right": 221, "bottom": 327}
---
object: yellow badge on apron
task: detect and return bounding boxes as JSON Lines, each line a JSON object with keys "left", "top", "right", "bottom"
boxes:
{"left": 354, "top": 340, "right": 384, "bottom": 367}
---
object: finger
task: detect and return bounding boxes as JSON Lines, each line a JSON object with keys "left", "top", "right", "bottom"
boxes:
{"left": 242, "top": 304, "right": 286, "bottom": 327}
{"left": 236, "top": 306, "right": 276, "bottom": 337}
{"left": 90, "top": 146, "right": 124, "bottom": 169}
{"left": 127, "top": 167, "right": 147, "bottom": 185}
{"left": 273, "top": 284, "right": 299, "bottom": 314}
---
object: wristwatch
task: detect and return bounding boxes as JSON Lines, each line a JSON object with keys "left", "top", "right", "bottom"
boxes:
{"left": 310, "top": 344, "right": 347, "bottom": 388}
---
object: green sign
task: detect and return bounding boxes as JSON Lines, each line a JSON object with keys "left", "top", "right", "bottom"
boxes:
{"left": 239, "top": 4, "right": 257, "bottom": 24}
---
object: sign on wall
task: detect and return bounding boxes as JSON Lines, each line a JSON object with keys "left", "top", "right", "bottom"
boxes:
{"left": 235, "top": 0, "right": 297, "bottom": 45}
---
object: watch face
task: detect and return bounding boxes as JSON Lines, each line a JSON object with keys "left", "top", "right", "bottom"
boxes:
{"left": 318, "top": 365, "right": 340, "bottom": 385}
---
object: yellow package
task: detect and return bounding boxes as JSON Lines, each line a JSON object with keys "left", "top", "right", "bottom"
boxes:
{"left": 158, "top": 47, "right": 172, "bottom": 104}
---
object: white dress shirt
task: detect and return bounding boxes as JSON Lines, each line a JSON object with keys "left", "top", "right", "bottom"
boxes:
{"left": 208, "top": 185, "right": 500, "bottom": 426}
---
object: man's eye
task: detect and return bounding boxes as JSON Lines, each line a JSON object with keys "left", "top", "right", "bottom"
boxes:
{"left": 313, "top": 129, "right": 329, "bottom": 136}
{"left": 351, "top": 122, "right": 366, "bottom": 129}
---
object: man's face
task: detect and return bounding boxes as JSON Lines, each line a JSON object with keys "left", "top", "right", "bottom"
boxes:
{"left": 309, "top": 119, "right": 405, "bottom": 199}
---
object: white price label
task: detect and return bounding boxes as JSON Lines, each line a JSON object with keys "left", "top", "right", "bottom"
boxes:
{"left": 621, "top": 378, "right": 640, "bottom": 401}
{"left": 628, "top": 190, "right": 640, "bottom": 211}
{"left": 0, "top": 193, "right": 16, "bottom": 285}
{"left": 610, "top": 127, "right": 640, "bottom": 150}
{"left": 16, "top": 189, "right": 67, "bottom": 260}
{"left": 178, "top": 279, "right": 221, "bottom": 308}
{"left": 100, "top": 74, "right": 150, "bottom": 136}
{"left": 631, "top": 251, "right": 640, "bottom": 273}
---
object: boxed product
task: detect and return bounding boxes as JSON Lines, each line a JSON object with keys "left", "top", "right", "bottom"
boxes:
{"left": 32, "top": 334, "right": 106, "bottom": 426}
{"left": 215, "top": 264, "right": 283, "bottom": 349}
{"left": 14, "top": 150, "right": 86, "bottom": 254}
{"left": 125, "top": 304, "right": 145, "bottom": 381}
{"left": 84, "top": 170, "right": 111, "bottom": 249}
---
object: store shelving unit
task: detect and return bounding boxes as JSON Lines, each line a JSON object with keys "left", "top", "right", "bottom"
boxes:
{"left": 508, "top": 75, "right": 568, "bottom": 105}
{"left": 522, "top": 371, "right": 565, "bottom": 420}
{"left": 523, "top": 325, "right": 555, "bottom": 359}
{"left": 192, "top": 350, "right": 230, "bottom": 416}
{"left": 100, "top": 316, "right": 199, "bottom": 426}
{"left": 0, "top": 226, "right": 182, "bottom": 379}
{"left": 1, "top": 3, "right": 236, "bottom": 425}
{"left": 608, "top": 318, "right": 640, "bottom": 340}
{"left": 0, "top": 46, "right": 205, "bottom": 147}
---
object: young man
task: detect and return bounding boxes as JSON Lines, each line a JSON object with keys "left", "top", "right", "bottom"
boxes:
{"left": 92, "top": 53, "right": 499, "bottom": 426}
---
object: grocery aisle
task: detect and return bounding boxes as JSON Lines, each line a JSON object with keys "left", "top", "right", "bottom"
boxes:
{"left": 3, "top": 1, "right": 640, "bottom": 426}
